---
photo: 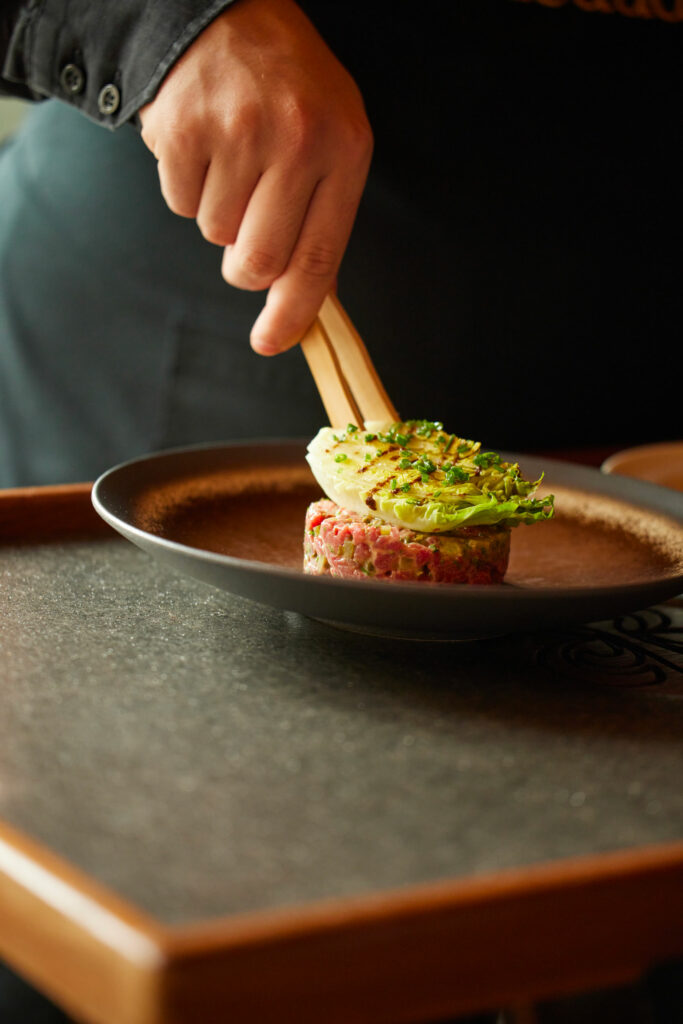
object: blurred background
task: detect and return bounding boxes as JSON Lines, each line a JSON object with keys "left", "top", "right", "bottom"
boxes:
{"left": 0, "top": 97, "right": 25, "bottom": 141}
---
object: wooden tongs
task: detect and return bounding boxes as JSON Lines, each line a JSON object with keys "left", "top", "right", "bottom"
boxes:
{"left": 300, "top": 292, "right": 399, "bottom": 429}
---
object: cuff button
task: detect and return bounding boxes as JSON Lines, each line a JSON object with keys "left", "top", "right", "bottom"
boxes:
{"left": 60, "top": 63, "right": 85, "bottom": 96}
{"left": 98, "top": 83, "right": 121, "bottom": 116}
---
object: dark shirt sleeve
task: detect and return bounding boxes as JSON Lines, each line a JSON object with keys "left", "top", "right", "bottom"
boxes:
{"left": 0, "top": 0, "right": 238, "bottom": 128}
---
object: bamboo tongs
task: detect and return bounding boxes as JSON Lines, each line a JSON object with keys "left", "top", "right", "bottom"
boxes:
{"left": 300, "top": 293, "right": 399, "bottom": 429}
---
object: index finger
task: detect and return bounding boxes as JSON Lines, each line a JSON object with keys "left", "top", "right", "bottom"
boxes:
{"left": 246, "top": 169, "right": 367, "bottom": 355}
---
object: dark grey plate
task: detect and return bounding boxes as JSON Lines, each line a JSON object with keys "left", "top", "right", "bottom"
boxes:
{"left": 92, "top": 440, "right": 683, "bottom": 640}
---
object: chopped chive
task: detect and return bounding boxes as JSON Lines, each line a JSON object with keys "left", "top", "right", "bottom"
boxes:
{"left": 415, "top": 455, "right": 436, "bottom": 475}
{"left": 473, "top": 452, "right": 502, "bottom": 469}
{"left": 445, "top": 466, "right": 469, "bottom": 484}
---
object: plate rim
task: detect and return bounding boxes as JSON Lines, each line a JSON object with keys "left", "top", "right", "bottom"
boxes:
{"left": 602, "top": 438, "right": 683, "bottom": 478}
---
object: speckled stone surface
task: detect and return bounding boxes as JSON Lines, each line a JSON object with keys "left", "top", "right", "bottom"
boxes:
{"left": 0, "top": 536, "right": 681, "bottom": 925}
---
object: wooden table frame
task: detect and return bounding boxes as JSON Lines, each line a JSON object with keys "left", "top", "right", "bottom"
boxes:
{"left": 1, "top": 484, "right": 682, "bottom": 1024}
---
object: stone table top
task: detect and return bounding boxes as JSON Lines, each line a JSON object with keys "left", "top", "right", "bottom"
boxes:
{"left": 1, "top": 532, "right": 681, "bottom": 926}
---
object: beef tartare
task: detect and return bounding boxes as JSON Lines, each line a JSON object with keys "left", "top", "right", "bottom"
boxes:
{"left": 304, "top": 499, "right": 511, "bottom": 583}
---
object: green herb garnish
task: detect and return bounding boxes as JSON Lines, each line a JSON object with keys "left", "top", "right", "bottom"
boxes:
{"left": 473, "top": 452, "right": 502, "bottom": 470}
{"left": 445, "top": 466, "right": 469, "bottom": 485}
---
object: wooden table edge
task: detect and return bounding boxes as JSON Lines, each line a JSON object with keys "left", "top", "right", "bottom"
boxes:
{"left": 0, "top": 820, "right": 164, "bottom": 1024}
{"left": 0, "top": 816, "right": 682, "bottom": 1024}
{"left": 0, "top": 481, "right": 106, "bottom": 542}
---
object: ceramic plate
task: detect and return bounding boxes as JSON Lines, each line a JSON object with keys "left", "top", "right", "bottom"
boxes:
{"left": 92, "top": 441, "right": 683, "bottom": 640}
{"left": 602, "top": 440, "right": 683, "bottom": 493}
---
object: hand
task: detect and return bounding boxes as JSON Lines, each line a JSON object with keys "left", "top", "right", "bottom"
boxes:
{"left": 139, "top": 0, "right": 373, "bottom": 354}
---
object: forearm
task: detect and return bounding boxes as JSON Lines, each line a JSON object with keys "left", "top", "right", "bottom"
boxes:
{"left": 0, "top": 0, "right": 238, "bottom": 127}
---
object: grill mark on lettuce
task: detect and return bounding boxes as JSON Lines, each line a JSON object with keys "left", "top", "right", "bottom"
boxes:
{"left": 365, "top": 471, "right": 399, "bottom": 511}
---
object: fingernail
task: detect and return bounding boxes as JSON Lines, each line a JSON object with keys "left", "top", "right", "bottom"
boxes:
{"left": 251, "top": 337, "right": 279, "bottom": 356}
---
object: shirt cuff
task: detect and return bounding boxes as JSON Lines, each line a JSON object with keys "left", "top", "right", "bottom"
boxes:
{"left": 2, "top": 0, "right": 239, "bottom": 129}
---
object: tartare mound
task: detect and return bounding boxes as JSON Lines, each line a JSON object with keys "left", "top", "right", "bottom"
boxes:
{"left": 304, "top": 499, "right": 510, "bottom": 583}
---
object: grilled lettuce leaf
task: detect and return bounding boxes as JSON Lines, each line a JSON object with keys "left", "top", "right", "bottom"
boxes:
{"left": 306, "top": 419, "right": 554, "bottom": 533}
